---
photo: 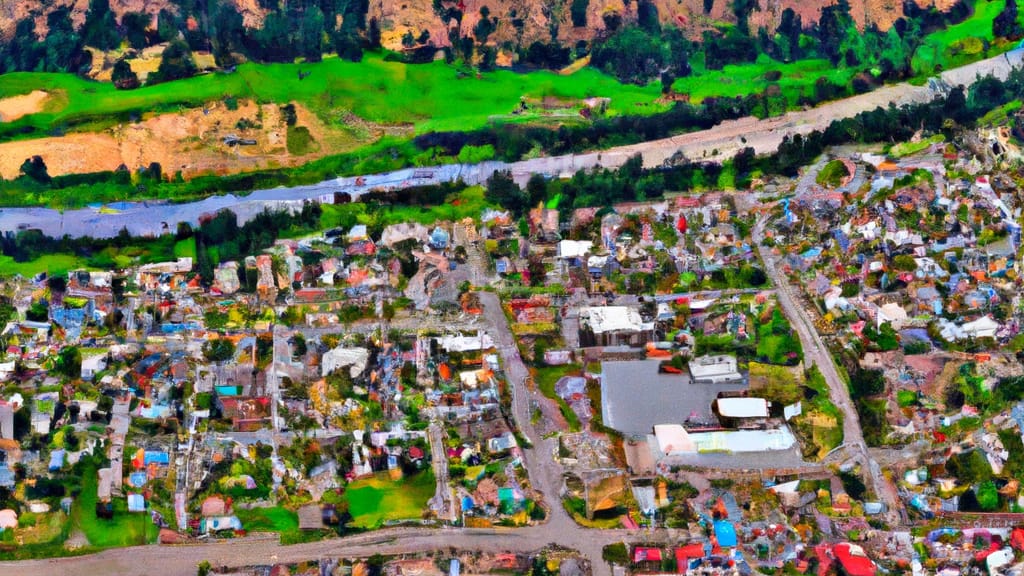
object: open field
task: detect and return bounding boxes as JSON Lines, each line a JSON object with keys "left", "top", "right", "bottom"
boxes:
{"left": 342, "top": 470, "right": 435, "bottom": 528}
{"left": 234, "top": 506, "right": 299, "bottom": 534}
{"left": 673, "top": 57, "right": 858, "bottom": 105}
{"left": 911, "top": 0, "right": 1024, "bottom": 75}
{"left": 0, "top": 53, "right": 665, "bottom": 143}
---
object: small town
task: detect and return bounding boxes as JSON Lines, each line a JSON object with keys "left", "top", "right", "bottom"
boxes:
{"left": 0, "top": 117, "right": 1023, "bottom": 576}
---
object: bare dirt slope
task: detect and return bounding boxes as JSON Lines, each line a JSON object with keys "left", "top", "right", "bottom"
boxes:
{"left": 0, "top": 90, "right": 50, "bottom": 122}
{"left": 0, "top": 99, "right": 391, "bottom": 180}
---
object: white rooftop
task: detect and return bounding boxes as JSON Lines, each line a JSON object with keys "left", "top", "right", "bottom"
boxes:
{"left": 580, "top": 306, "right": 644, "bottom": 334}
{"left": 716, "top": 397, "right": 769, "bottom": 419}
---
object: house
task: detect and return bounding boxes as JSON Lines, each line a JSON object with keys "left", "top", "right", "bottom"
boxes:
{"left": 832, "top": 543, "right": 877, "bottom": 576}
{"left": 689, "top": 355, "right": 743, "bottom": 385}
{"left": 201, "top": 495, "right": 229, "bottom": 517}
{"left": 137, "top": 258, "right": 192, "bottom": 291}
{"left": 213, "top": 261, "right": 241, "bottom": 295}
{"left": 0, "top": 509, "right": 16, "bottom": 531}
{"left": 578, "top": 306, "right": 652, "bottom": 347}
{"left": 321, "top": 347, "right": 369, "bottom": 378}
{"left": 217, "top": 397, "right": 272, "bottom": 431}
{"left": 81, "top": 354, "right": 107, "bottom": 381}
{"left": 714, "top": 397, "right": 769, "bottom": 426}
{"left": 487, "top": 431, "right": 518, "bottom": 454}
{"left": 200, "top": 515, "right": 242, "bottom": 534}
{"left": 127, "top": 493, "right": 146, "bottom": 513}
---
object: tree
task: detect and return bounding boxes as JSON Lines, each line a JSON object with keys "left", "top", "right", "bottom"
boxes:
{"left": 111, "top": 59, "right": 140, "bottom": 90}
{"left": 485, "top": 170, "right": 527, "bottom": 216}
{"left": 121, "top": 12, "right": 152, "bottom": 50}
{"left": 149, "top": 40, "right": 197, "bottom": 85}
{"left": 55, "top": 346, "right": 82, "bottom": 379}
{"left": 977, "top": 480, "right": 999, "bottom": 511}
{"left": 83, "top": 0, "right": 119, "bottom": 50}
{"left": 19, "top": 156, "right": 51, "bottom": 183}
{"left": 525, "top": 173, "right": 548, "bottom": 207}
{"left": 203, "top": 339, "right": 236, "bottom": 362}
{"left": 571, "top": 0, "right": 590, "bottom": 27}
{"left": 43, "top": 8, "right": 87, "bottom": 73}
{"left": 850, "top": 368, "right": 885, "bottom": 399}
{"left": 299, "top": 6, "right": 326, "bottom": 62}
{"left": 994, "top": 0, "right": 1024, "bottom": 40}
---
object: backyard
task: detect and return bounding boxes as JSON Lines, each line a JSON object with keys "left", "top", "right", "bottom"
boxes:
{"left": 342, "top": 470, "right": 435, "bottom": 528}
{"left": 72, "top": 462, "right": 159, "bottom": 549}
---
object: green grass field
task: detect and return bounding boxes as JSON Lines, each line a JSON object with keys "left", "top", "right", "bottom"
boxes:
{"left": 673, "top": 56, "right": 857, "bottom": 105}
{"left": 0, "top": 52, "right": 664, "bottom": 141}
{"left": 316, "top": 185, "right": 493, "bottom": 232}
{"left": 342, "top": 470, "right": 435, "bottom": 528}
{"left": 234, "top": 506, "right": 299, "bottom": 533}
{"left": 72, "top": 463, "right": 159, "bottom": 548}
{"left": 0, "top": 253, "right": 85, "bottom": 277}
{"left": 911, "top": 0, "right": 1023, "bottom": 75}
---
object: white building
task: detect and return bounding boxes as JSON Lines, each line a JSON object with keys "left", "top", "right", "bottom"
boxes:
{"left": 689, "top": 355, "right": 742, "bottom": 385}
{"left": 321, "top": 347, "right": 369, "bottom": 378}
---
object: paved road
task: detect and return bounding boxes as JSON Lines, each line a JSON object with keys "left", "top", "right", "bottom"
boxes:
{"left": 2, "top": 49, "right": 1020, "bottom": 239}
{"left": 0, "top": 291, "right": 633, "bottom": 576}
{"left": 753, "top": 218, "right": 903, "bottom": 522}
{"left": 427, "top": 422, "right": 457, "bottom": 523}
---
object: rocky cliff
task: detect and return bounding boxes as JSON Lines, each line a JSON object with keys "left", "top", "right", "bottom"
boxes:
{"left": 1, "top": 0, "right": 960, "bottom": 53}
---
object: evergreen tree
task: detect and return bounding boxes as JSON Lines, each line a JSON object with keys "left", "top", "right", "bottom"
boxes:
{"left": 121, "top": 12, "right": 152, "bottom": 50}
{"left": 994, "top": 0, "right": 1024, "bottom": 40}
{"left": 82, "top": 0, "right": 120, "bottom": 50}
{"left": 148, "top": 40, "right": 197, "bottom": 85}
{"left": 111, "top": 58, "right": 140, "bottom": 90}
{"left": 43, "top": 8, "right": 87, "bottom": 72}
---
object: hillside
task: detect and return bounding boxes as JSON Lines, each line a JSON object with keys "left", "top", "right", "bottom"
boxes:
{"left": 1, "top": 0, "right": 960, "bottom": 52}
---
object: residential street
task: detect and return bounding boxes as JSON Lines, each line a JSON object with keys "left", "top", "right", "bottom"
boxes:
{"left": 753, "top": 218, "right": 904, "bottom": 523}
{"left": 0, "top": 291, "right": 634, "bottom": 576}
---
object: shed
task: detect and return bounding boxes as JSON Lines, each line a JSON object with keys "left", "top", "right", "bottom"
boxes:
{"left": 0, "top": 509, "right": 16, "bottom": 530}
{"left": 127, "top": 493, "right": 146, "bottom": 513}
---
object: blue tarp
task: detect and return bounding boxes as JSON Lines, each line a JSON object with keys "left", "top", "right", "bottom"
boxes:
{"left": 128, "top": 472, "right": 148, "bottom": 488}
{"left": 144, "top": 451, "right": 169, "bottom": 466}
{"left": 714, "top": 520, "right": 738, "bottom": 547}
{"left": 462, "top": 496, "right": 474, "bottom": 511}
{"left": 48, "top": 450, "right": 65, "bottom": 471}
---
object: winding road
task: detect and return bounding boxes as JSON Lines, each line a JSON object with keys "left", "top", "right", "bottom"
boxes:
{"left": 1, "top": 49, "right": 1020, "bottom": 239}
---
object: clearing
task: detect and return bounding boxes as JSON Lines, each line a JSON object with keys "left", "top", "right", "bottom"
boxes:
{"left": 0, "top": 90, "right": 50, "bottom": 122}
{"left": 342, "top": 470, "right": 435, "bottom": 528}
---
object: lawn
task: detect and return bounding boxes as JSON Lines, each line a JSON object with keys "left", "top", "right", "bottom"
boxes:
{"left": 234, "top": 506, "right": 299, "bottom": 533}
{"left": 532, "top": 364, "right": 583, "bottom": 432}
{"left": 72, "top": 462, "right": 159, "bottom": 548}
{"left": 673, "top": 55, "right": 857, "bottom": 106}
{"left": 173, "top": 236, "right": 197, "bottom": 259}
{"left": 0, "top": 52, "right": 665, "bottom": 142}
{"left": 342, "top": 470, "right": 435, "bottom": 528}
{"left": 0, "top": 253, "right": 85, "bottom": 277}
{"left": 911, "top": 0, "right": 1022, "bottom": 75}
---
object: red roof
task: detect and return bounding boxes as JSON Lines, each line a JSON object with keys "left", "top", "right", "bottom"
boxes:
{"left": 633, "top": 547, "right": 662, "bottom": 563}
{"left": 834, "top": 543, "right": 876, "bottom": 576}
{"left": 408, "top": 446, "right": 425, "bottom": 459}
{"left": 675, "top": 543, "right": 705, "bottom": 572}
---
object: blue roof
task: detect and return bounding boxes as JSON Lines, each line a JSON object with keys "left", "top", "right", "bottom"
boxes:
{"left": 144, "top": 451, "right": 169, "bottom": 466}
{"left": 127, "top": 493, "right": 146, "bottom": 512}
{"left": 128, "top": 472, "right": 148, "bottom": 488}
{"left": 713, "top": 520, "right": 738, "bottom": 547}
{"left": 462, "top": 496, "right": 475, "bottom": 511}
{"left": 48, "top": 450, "right": 65, "bottom": 471}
